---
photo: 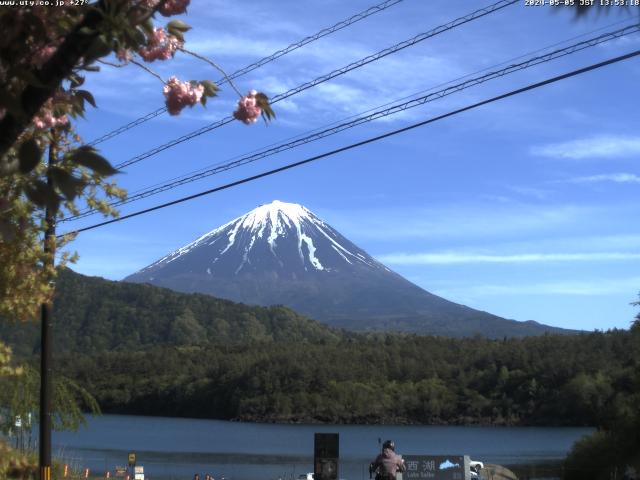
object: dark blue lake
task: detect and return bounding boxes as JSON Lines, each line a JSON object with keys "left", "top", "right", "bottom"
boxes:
{"left": 52, "top": 415, "right": 593, "bottom": 480}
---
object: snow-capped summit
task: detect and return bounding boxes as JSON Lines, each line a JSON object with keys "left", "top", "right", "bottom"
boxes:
{"left": 125, "top": 201, "right": 564, "bottom": 337}
{"left": 136, "top": 200, "right": 385, "bottom": 277}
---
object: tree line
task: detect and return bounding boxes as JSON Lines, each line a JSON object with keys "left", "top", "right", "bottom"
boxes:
{"left": 52, "top": 327, "right": 639, "bottom": 428}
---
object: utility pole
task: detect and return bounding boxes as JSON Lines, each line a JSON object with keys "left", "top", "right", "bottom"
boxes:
{"left": 40, "top": 133, "right": 58, "bottom": 480}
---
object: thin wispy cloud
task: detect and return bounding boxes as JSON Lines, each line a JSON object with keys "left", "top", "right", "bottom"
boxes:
{"left": 329, "top": 203, "right": 600, "bottom": 241}
{"left": 435, "top": 276, "right": 640, "bottom": 297}
{"left": 507, "top": 185, "right": 551, "bottom": 200}
{"left": 566, "top": 173, "right": 640, "bottom": 184}
{"left": 377, "top": 251, "right": 640, "bottom": 265}
{"left": 186, "top": 35, "right": 285, "bottom": 59}
{"left": 531, "top": 135, "right": 640, "bottom": 160}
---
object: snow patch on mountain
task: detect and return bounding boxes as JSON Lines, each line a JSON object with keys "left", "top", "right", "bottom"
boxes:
{"left": 141, "top": 200, "right": 384, "bottom": 274}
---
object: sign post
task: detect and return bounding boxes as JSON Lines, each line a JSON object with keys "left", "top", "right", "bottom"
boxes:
{"left": 128, "top": 452, "right": 136, "bottom": 480}
{"left": 314, "top": 433, "right": 339, "bottom": 480}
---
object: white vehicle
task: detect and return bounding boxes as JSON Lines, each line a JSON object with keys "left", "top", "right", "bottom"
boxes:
{"left": 469, "top": 461, "right": 484, "bottom": 478}
{"left": 298, "top": 473, "right": 314, "bottom": 480}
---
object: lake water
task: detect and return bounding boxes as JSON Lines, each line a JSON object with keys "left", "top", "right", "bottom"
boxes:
{"left": 51, "top": 415, "right": 593, "bottom": 480}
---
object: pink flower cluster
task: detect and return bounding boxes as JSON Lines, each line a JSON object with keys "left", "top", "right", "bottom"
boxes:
{"left": 32, "top": 111, "right": 69, "bottom": 130}
{"left": 137, "top": 0, "right": 189, "bottom": 15}
{"left": 116, "top": 49, "right": 133, "bottom": 63}
{"left": 138, "top": 0, "right": 160, "bottom": 8}
{"left": 233, "top": 90, "right": 262, "bottom": 125}
{"left": 31, "top": 45, "right": 57, "bottom": 68}
{"left": 163, "top": 76, "right": 204, "bottom": 115}
{"left": 138, "top": 28, "right": 182, "bottom": 62}
{"left": 159, "top": 0, "right": 190, "bottom": 16}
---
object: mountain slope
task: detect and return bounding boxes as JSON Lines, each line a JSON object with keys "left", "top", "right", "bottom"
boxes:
{"left": 125, "top": 201, "right": 571, "bottom": 337}
{"left": 0, "top": 268, "right": 341, "bottom": 357}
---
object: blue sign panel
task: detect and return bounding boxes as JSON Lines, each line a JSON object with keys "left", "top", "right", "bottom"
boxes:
{"left": 403, "top": 455, "right": 469, "bottom": 480}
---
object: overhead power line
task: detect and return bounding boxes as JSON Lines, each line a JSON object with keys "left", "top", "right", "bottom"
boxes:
{"left": 86, "top": 0, "right": 405, "bottom": 147}
{"left": 63, "top": 23, "right": 640, "bottom": 223}
{"left": 113, "top": 0, "right": 518, "bottom": 170}
{"left": 59, "top": 49, "right": 640, "bottom": 238}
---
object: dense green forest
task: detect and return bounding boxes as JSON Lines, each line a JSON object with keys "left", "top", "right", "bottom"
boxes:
{"left": 54, "top": 328, "right": 639, "bottom": 428}
{"left": 1, "top": 269, "right": 637, "bottom": 428}
{"left": 0, "top": 268, "right": 343, "bottom": 357}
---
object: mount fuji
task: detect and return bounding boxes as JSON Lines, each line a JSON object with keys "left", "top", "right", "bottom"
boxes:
{"left": 124, "top": 200, "right": 568, "bottom": 337}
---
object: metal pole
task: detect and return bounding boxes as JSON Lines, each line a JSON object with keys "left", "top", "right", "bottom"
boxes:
{"left": 40, "top": 134, "right": 58, "bottom": 480}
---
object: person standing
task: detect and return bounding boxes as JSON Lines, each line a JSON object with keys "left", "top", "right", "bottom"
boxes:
{"left": 370, "top": 440, "right": 406, "bottom": 480}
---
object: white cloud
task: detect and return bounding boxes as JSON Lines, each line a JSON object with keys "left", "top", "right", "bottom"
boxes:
{"left": 567, "top": 173, "right": 640, "bottom": 184}
{"left": 377, "top": 251, "right": 640, "bottom": 265}
{"left": 186, "top": 35, "right": 284, "bottom": 59}
{"left": 531, "top": 135, "right": 640, "bottom": 160}
{"left": 435, "top": 276, "right": 640, "bottom": 297}
{"left": 507, "top": 185, "right": 551, "bottom": 200}
{"left": 330, "top": 203, "right": 599, "bottom": 241}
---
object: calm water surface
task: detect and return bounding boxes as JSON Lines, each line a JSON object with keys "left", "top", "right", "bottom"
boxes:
{"left": 52, "top": 415, "right": 593, "bottom": 480}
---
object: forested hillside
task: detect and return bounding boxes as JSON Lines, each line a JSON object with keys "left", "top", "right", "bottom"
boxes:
{"left": 2, "top": 269, "right": 637, "bottom": 428}
{"left": 57, "top": 328, "right": 639, "bottom": 427}
{"left": 0, "top": 268, "right": 342, "bottom": 357}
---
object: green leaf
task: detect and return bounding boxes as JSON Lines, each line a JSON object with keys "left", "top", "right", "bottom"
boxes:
{"left": 76, "top": 90, "right": 97, "bottom": 108}
{"left": 255, "top": 93, "right": 276, "bottom": 122}
{"left": 24, "top": 180, "right": 58, "bottom": 209}
{"left": 86, "top": 35, "right": 113, "bottom": 62}
{"left": 49, "top": 167, "right": 84, "bottom": 201}
{"left": 0, "top": 157, "right": 20, "bottom": 176}
{"left": 18, "top": 139, "right": 42, "bottom": 174}
{"left": 69, "top": 74, "right": 86, "bottom": 88}
{"left": 69, "top": 147, "right": 119, "bottom": 176}
{"left": 167, "top": 29, "right": 184, "bottom": 43}
{"left": 78, "top": 26, "right": 95, "bottom": 36}
{"left": 200, "top": 80, "right": 219, "bottom": 97}
{"left": 141, "top": 18, "right": 154, "bottom": 36}
{"left": 167, "top": 20, "right": 191, "bottom": 33}
{"left": 0, "top": 90, "right": 25, "bottom": 120}
{"left": 124, "top": 25, "right": 146, "bottom": 47}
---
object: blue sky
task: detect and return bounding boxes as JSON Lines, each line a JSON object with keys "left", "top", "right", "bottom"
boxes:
{"left": 62, "top": 0, "right": 640, "bottom": 331}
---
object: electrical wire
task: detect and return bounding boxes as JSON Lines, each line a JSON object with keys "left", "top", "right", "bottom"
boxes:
{"left": 113, "top": 0, "right": 518, "bottom": 170}
{"left": 62, "top": 23, "right": 640, "bottom": 223}
{"left": 58, "top": 49, "right": 640, "bottom": 238}
{"left": 86, "top": 0, "right": 405, "bottom": 147}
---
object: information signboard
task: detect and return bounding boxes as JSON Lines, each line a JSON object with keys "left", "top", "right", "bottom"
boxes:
{"left": 115, "top": 467, "right": 128, "bottom": 477}
{"left": 403, "top": 455, "right": 469, "bottom": 480}
{"left": 314, "top": 433, "right": 339, "bottom": 480}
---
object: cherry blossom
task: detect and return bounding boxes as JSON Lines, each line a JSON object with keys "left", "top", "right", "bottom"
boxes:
{"left": 163, "top": 76, "right": 204, "bottom": 115}
{"left": 31, "top": 45, "right": 57, "bottom": 68}
{"left": 233, "top": 90, "right": 262, "bottom": 124}
{"left": 32, "top": 111, "right": 69, "bottom": 130}
{"left": 138, "top": 28, "right": 182, "bottom": 62}
{"left": 159, "top": 0, "right": 190, "bottom": 16}
{"left": 116, "top": 49, "right": 133, "bottom": 63}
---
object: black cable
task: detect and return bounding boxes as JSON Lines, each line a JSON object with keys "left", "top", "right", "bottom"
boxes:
{"left": 113, "top": 0, "right": 518, "bottom": 170}
{"left": 59, "top": 49, "right": 640, "bottom": 238}
{"left": 86, "top": 0, "right": 404, "bottom": 147}
{"left": 63, "top": 23, "right": 640, "bottom": 223}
